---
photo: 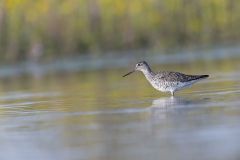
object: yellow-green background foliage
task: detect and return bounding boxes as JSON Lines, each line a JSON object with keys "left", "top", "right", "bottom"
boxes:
{"left": 0, "top": 0, "right": 240, "bottom": 62}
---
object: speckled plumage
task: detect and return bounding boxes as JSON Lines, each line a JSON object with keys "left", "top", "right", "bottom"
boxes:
{"left": 123, "top": 61, "right": 209, "bottom": 96}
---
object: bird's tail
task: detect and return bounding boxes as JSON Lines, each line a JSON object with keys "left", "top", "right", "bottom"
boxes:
{"left": 199, "top": 75, "right": 209, "bottom": 79}
{"left": 198, "top": 75, "right": 209, "bottom": 79}
{"left": 190, "top": 75, "right": 209, "bottom": 81}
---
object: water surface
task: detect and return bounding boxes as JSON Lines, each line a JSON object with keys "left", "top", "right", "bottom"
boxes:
{"left": 0, "top": 48, "right": 239, "bottom": 160}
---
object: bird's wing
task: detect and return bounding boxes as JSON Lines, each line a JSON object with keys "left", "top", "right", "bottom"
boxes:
{"left": 156, "top": 71, "right": 208, "bottom": 82}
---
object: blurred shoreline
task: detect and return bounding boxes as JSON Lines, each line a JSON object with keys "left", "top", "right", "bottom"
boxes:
{"left": 0, "top": 45, "right": 238, "bottom": 78}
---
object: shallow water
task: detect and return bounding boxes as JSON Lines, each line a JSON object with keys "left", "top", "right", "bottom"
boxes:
{"left": 0, "top": 48, "right": 240, "bottom": 160}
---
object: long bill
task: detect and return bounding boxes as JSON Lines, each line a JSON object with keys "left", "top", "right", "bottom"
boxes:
{"left": 122, "top": 70, "right": 135, "bottom": 77}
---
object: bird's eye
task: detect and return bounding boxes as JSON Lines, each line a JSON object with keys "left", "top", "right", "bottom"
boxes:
{"left": 137, "top": 63, "right": 141, "bottom": 66}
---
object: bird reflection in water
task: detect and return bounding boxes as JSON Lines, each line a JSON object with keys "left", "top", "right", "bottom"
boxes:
{"left": 150, "top": 96, "right": 209, "bottom": 121}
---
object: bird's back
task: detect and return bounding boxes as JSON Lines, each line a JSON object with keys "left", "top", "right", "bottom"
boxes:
{"left": 155, "top": 71, "right": 209, "bottom": 82}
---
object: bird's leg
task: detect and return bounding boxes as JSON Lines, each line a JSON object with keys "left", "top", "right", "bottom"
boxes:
{"left": 171, "top": 91, "right": 175, "bottom": 96}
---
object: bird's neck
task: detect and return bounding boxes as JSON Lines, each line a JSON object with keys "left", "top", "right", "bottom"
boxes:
{"left": 142, "top": 68, "right": 155, "bottom": 80}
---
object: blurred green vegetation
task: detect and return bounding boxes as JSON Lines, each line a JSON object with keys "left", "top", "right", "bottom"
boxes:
{"left": 0, "top": 0, "right": 240, "bottom": 62}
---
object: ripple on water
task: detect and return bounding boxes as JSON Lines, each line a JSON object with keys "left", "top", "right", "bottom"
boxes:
{"left": 0, "top": 91, "right": 63, "bottom": 116}
{"left": 0, "top": 91, "right": 61, "bottom": 101}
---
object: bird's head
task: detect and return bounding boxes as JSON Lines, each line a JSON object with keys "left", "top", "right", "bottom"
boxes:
{"left": 135, "top": 61, "right": 149, "bottom": 72}
{"left": 122, "top": 61, "right": 150, "bottom": 77}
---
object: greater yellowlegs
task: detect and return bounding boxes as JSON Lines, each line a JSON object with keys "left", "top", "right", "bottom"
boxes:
{"left": 123, "top": 61, "right": 209, "bottom": 96}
